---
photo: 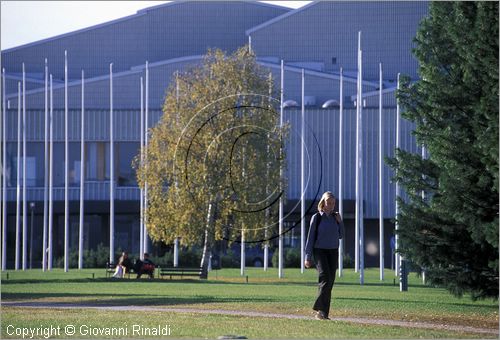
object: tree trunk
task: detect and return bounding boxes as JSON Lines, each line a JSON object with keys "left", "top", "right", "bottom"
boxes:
{"left": 200, "top": 201, "right": 216, "bottom": 279}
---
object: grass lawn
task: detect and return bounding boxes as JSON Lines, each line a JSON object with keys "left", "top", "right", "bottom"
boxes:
{"left": 1, "top": 267, "right": 498, "bottom": 339}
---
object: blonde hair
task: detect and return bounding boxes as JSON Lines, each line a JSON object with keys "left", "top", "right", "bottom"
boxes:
{"left": 318, "top": 191, "right": 335, "bottom": 212}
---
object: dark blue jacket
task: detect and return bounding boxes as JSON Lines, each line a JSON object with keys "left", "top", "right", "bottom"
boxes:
{"left": 305, "top": 211, "right": 345, "bottom": 261}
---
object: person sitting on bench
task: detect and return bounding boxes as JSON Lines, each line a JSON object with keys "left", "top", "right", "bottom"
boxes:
{"left": 120, "top": 252, "right": 133, "bottom": 274}
{"left": 135, "top": 253, "right": 155, "bottom": 279}
{"left": 113, "top": 252, "right": 132, "bottom": 278}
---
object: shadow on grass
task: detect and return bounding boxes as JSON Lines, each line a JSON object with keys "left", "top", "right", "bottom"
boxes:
{"left": 334, "top": 281, "right": 436, "bottom": 289}
{"left": 334, "top": 296, "right": 498, "bottom": 310}
{"left": 1, "top": 277, "right": 223, "bottom": 284}
{"left": 1, "top": 277, "right": 317, "bottom": 287}
{"left": 217, "top": 280, "right": 432, "bottom": 288}
{"left": 3, "top": 277, "right": 497, "bottom": 311}
{"left": 1, "top": 269, "right": 424, "bottom": 288}
{"left": 2, "top": 292, "right": 280, "bottom": 307}
{"left": 4, "top": 291, "right": 495, "bottom": 311}
{"left": 1, "top": 278, "right": 120, "bottom": 284}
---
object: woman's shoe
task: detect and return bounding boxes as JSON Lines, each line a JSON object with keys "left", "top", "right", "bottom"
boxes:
{"left": 314, "top": 311, "right": 329, "bottom": 320}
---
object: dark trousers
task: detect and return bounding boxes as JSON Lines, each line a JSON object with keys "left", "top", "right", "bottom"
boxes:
{"left": 313, "top": 248, "right": 338, "bottom": 317}
{"left": 136, "top": 270, "right": 154, "bottom": 279}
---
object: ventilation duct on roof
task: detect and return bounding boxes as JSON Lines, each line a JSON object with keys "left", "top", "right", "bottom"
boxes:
{"left": 282, "top": 99, "right": 299, "bottom": 108}
{"left": 321, "top": 99, "right": 339, "bottom": 108}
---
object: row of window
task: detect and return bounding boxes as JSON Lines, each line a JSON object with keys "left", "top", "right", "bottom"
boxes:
{"left": 3, "top": 142, "right": 140, "bottom": 187}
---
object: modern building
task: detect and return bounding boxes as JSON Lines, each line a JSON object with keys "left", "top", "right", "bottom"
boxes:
{"left": 0, "top": 1, "right": 429, "bottom": 269}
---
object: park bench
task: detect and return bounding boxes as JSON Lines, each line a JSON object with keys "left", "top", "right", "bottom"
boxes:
{"left": 105, "top": 262, "right": 116, "bottom": 277}
{"left": 105, "top": 262, "right": 133, "bottom": 278}
{"left": 159, "top": 266, "right": 203, "bottom": 279}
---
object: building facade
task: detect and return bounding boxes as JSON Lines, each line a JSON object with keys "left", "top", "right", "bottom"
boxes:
{"left": 1, "top": 1, "right": 429, "bottom": 268}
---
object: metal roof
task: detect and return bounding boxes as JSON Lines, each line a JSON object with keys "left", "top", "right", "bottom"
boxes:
{"left": 258, "top": 59, "right": 379, "bottom": 87}
{"left": 349, "top": 86, "right": 397, "bottom": 101}
{"left": 246, "top": 1, "right": 317, "bottom": 35}
{"left": 137, "top": 0, "right": 291, "bottom": 14}
{"left": 2, "top": 13, "right": 147, "bottom": 53}
{"left": 2, "top": 1, "right": 290, "bottom": 53}
{"left": 5, "top": 54, "right": 382, "bottom": 100}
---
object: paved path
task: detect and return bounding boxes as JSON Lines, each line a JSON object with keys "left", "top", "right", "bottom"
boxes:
{"left": 3, "top": 301, "right": 498, "bottom": 336}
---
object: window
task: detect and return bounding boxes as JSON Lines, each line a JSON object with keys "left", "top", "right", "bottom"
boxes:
{"left": 53, "top": 142, "right": 81, "bottom": 186}
{"left": 85, "top": 142, "right": 109, "bottom": 181}
{"left": 117, "top": 142, "right": 140, "bottom": 186}
{"left": 84, "top": 142, "right": 139, "bottom": 185}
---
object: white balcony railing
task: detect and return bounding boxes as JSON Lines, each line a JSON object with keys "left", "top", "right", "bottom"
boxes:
{"left": 6, "top": 181, "right": 140, "bottom": 201}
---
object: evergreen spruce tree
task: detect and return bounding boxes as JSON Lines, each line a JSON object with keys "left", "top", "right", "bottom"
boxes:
{"left": 387, "top": 2, "right": 498, "bottom": 299}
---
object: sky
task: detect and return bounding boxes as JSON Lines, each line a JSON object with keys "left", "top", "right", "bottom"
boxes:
{"left": 0, "top": 1, "right": 311, "bottom": 50}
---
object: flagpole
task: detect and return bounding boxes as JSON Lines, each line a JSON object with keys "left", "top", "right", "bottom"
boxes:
{"left": 240, "top": 229, "right": 245, "bottom": 276}
{"left": 264, "top": 72, "right": 272, "bottom": 272}
{"left": 109, "top": 63, "right": 114, "bottom": 264}
{"left": 359, "top": 51, "right": 365, "bottom": 286}
{"left": 1, "top": 68, "right": 6, "bottom": 271}
{"left": 237, "top": 95, "right": 245, "bottom": 276}
{"left": 338, "top": 67, "right": 344, "bottom": 277}
{"left": 300, "top": 69, "right": 305, "bottom": 274}
{"left": 42, "top": 59, "right": 49, "bottom": 272}
{"left": 22, "top": 63, "right": 27, "bottom": 271}
{"left": 48, "top": 75, "right": 53, "bottom": 271}
{"left": 355, "top": 31, "right": 365, "bottom": 284}
{"left": 64, "top": 51, "right": 69, "bottom": 272}
{"left": 15, "top": 81, "right": 21, "bottom": 271}
{"left": 78, "top": 69, "right": 85, "bottom": 270}
{"left": 144, "top": 61, "right": 149, "bottom": 255}
{"left": 172, "top": 72, "right": 180, "bottom": 266}
{"left": 173, "top": 73, "right": 179, "bottom": 267}
{"left": 139, "top": 77, "right": 144, "bottom": 260}
{"left": 354, "top": 38, "right": 360, "bottom": 274}
{"left": 421, "top": 144, "right": 426, "bottom": 201}
{"left": 421, "top": 143, "right": 426, "bottom": 284}
{"left": 379, "top": 63, "right": 384, "bottom": 281}
{"left": 0, "top": 68, "right": 2, "bottom": 271}
{"left": 173, "top": 238, "right": 179, "bottom": 267}
{"left": 278, "top": 59, "right": 284, "bottom": 279}
{"left": 395, "top": 73, "right": 401, "bottom": 276}
{"left": 175, "top": 71, "right": 179, "bottom": 103}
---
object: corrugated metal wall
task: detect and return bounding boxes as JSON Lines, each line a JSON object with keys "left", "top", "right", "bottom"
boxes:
{"left": 250, "top": 1, "right": 428, "bottom": 81}
{"left": 6, "top": 185, "right": 139, "bottom": 201}
{"left": 5, "top": 109, "right": 163, "bottom": 141}
{"left": 7, "top": 60, "right": 377, "bottom": 113}
{"left": 4, "top": 105, "right": 421, "bottom": 219}
{"left": 5, "top": 58, "right": 202, "bottom": 110}
{"left": 284, "top": 107, "right": 418, "bottom": 218}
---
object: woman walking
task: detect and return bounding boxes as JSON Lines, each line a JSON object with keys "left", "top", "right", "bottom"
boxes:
{"left": 305, "top": 191, "right": 345, "bottom": 320}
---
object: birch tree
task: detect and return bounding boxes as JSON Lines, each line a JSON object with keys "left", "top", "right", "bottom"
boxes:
{"left": 136, "top": 47, "right": 286, "bottom": 278}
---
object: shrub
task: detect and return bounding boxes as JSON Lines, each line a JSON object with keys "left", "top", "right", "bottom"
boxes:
{"left": 150, "top": 252, "right": 173, "bottom": 268}
{"left": 177, "top": 247, "right": 203, "bottom": 267}
{"left": 54, "top": 243, "right": 125, "bottom": 268}
{"left": 220, "top": 249, "right": 239, "bottom": 268}
{"left": 343, "top": 253, "right": 354, "bottom": 268}
{"left": 271, "top": 247, "right": 301, "bottom": 268}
